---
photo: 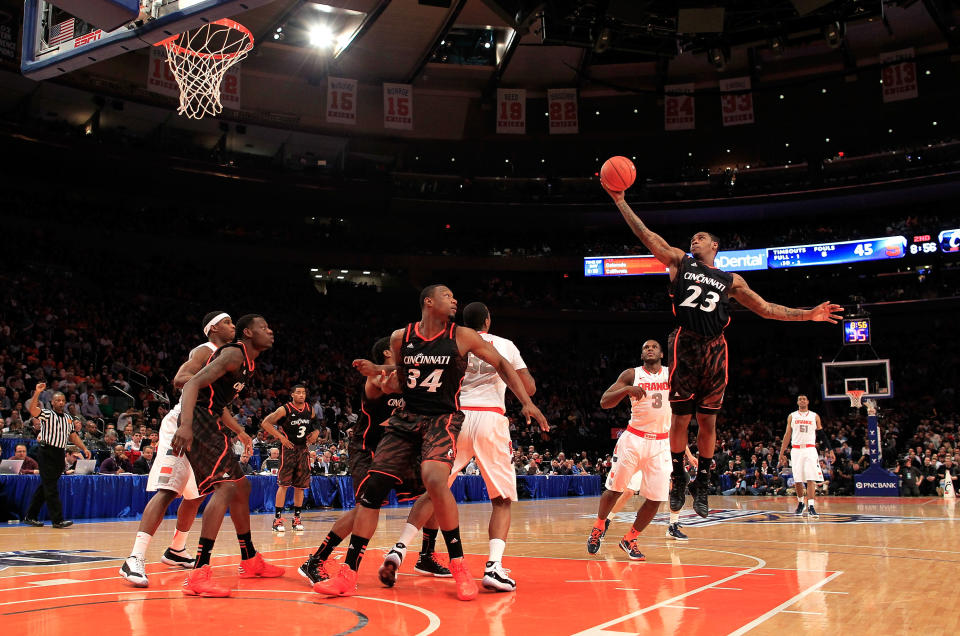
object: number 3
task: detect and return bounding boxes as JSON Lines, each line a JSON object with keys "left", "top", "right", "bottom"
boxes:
{"left": 679, "top": 286, "right": 720, "bottom": 312}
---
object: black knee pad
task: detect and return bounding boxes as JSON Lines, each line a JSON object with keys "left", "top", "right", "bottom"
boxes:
{"left": 356, "top": 471, "right": 400, "bottom": 509}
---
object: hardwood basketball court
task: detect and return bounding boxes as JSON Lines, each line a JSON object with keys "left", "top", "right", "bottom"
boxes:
{"left": 2, "top": 494, "right": 956, "bottom": 634}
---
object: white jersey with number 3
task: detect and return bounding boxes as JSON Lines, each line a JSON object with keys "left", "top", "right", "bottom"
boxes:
{"left": 789, "top": 410, "right": 818, "bottom": 446}
{"left": 628, "top": 366, "right": 671, "bottom": 435}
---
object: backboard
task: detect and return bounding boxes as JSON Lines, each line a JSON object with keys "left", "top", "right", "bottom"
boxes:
{"left": 22, "top": 0, "right": 276, "bottom": 80}
{"left": 821, "top": 359, "right": 892, "bottom": 401}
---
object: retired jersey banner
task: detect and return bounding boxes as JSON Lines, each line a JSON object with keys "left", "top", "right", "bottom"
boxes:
{"left": 147, "top": 46, "right": 241, "bottom": 108}
{"left": 664, "top": 83, "right": 695, "bottom": 131}
{"left": 496, "top": 88, "right": 526, "bottom": 134}
{"left": 880, "top": 48, "right": 917, "bottom": 103}
{"left": 719, "top": 76, "right": 754, "bottom": 126}
{"left": 327, "top": 76, "right": 357, "bottom": 125}
{"left": 547, "top": 88, "right": 578, "bottom": 134}
{"left": 383, "top": 83, "right": 413, "bottom": 130}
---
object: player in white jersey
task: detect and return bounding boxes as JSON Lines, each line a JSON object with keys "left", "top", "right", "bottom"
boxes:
{"left": 778, "top": 394, "right": 823, "bottom": 518}
{"left": 587, "top": 340, "right": 671, "bottom": 560}
{"left": 605, "top": 444, "right": 695, "bottom": 541}
{"left": 379, "top": 302, "right": 536, "bottom": 593}
{"left": 121, "top": 312, "right": 250, "bottom": 586}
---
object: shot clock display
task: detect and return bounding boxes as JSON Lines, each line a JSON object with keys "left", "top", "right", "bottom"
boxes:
{"left": 843, "top": 317, "right": 871, "bottom": 345}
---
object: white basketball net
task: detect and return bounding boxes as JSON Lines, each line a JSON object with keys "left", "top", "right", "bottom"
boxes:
{"left": 846, "top": 390, "right": 865, "bottom": 408}
{"left": 157, "top": 19, "right": 253, "bottom": 120}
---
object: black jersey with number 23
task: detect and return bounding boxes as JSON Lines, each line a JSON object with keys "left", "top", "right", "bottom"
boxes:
{"left": 670, "top": 255, "right": 734, "bottom": 338}
{"left": 399, "top": 322, "right": 467, "bottom": 415}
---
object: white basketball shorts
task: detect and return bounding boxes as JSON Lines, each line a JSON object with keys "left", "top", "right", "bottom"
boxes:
{"left": 790, "top": 447, "right": 824, "bottom": 483}
{"left": 146, "top": 409, "right": 201, "bottom": 500}
{"left": 605, "top": 432, "right": 670, "bottom": 501}
{"left": 448, "top": 409, "right": 517, "bottom": 501}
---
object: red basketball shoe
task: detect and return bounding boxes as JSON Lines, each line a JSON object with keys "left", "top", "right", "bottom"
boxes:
{"left": 182, "top": 565, "right": 231, "bottom": 597}
{"left": 313, "top": 564, "right": 358, "bottom": 597}
{"left": 448, "top": 557, "right": 478, "bottom": 601}
{"left": 239, "top": 553, "right": 285, "bottom": 578}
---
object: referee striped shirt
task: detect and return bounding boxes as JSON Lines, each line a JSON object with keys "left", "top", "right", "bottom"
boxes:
{"left": 36, "top": 409, "right": 73, "bottom": 450}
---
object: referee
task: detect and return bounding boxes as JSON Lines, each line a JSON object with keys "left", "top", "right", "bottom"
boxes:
{"left": 23, "top": 382, "right": 90, "bottom": 528}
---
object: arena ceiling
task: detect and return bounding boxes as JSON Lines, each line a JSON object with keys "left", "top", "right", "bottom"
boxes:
{"left": 0, "top": 0, "right": 956, "bottom": 158}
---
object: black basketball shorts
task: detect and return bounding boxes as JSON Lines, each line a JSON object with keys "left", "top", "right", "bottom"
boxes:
{"left": 667, "top": 327, "right": 728, "bottom": 416}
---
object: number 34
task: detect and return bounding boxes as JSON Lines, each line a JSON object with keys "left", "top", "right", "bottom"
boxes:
{"left": 407, "top": 368, "right": 443, "bottom": 392}
{"left": 679, "top": 285, "right": 720, "bottom": 312}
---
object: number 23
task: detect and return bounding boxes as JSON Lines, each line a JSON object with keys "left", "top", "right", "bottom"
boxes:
{"left": 679, "top": 286, "right": 720, "bottom": 312}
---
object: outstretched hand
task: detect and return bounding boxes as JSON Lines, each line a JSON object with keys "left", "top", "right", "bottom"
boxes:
{"left": 601, "top": 180, "right": 625, "bottom": 202}
{"left": 352, "top": 359, "right": 379, "bottom": 377}
{"left": 522, "top": 403, "right": 550, "bottom": 432}
{"left": 809, "top": 301, "right": 844, "bottom": 324}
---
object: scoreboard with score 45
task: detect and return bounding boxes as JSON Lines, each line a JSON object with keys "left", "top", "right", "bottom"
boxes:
{"left": 843, "top": 317, "right": 871, "bottom": 345}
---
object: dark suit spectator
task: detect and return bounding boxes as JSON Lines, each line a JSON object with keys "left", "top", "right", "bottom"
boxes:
{"left": 131, "top": 445, "right": 154, "bottom": 474}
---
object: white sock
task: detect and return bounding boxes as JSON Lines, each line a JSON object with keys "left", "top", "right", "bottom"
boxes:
{"left": 131, "top": 531, "right": 152, "bottom": 560}
{"left": 170, "top": 529, "right": 189, "bottom": 552}
{"left": 669, "top": 511, "right": 680, "bottom": 524}
{"left": 397, "top": 523, "right": 418, "bottom": 548}
{"left": 797, "top": 495, "right": 803, "bottom": 502}
{"left": 808, "top": 499, "right": 815, "bottom": 507}
{"left": 488, "top": 538, "right": 506, "bottom": 564}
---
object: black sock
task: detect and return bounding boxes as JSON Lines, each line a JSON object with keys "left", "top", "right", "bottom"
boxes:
{"left": 421, "top": 527, "right": 439, "bottom": 555}
{"left": 275, "top": 508, "right": 283, "bottom": 519}
{"left": 313, "top": 531, "right": 343, "bottom": 561}
{"left": 671, "top": 451, "right": 686, "bottom": 476}
{"left": 441, "top": 527, "right": 464, "bottom": 560}
{"left": 344, "top": 535, "right": 369, "bottom": 570}
{"left": 696, "top": 454, "right": 713, "bottom": 483}
{"left": 195, "top": 537, "right": 215, "bottom": 568}
{"left": 237, "top": 531, "right": 257, "bottom": 560}
{"left": 294, "top": 506, "right": 302, "bottom": 516}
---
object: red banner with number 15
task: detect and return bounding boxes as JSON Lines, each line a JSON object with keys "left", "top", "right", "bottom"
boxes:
{"left": 496, "top": 88, "right": 526, "bottom": 134}
{"left": 383, "top": 83, "right": 413, "bottom": 130}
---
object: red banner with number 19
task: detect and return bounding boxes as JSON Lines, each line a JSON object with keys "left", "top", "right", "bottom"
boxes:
{"left": 497, "top": 88, "right": 526, "bottom": 134}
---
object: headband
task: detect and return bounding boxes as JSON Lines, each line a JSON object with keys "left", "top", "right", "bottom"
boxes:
{"left": 203, "top": 312, "right": 231, "bottom": 337}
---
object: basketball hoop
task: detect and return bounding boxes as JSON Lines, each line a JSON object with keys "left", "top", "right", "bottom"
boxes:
{"left": 155, "top": 18, "right": 253, "bottom": 119}
{"left": 846, "top": 389, "right": 865, "bottom": 409}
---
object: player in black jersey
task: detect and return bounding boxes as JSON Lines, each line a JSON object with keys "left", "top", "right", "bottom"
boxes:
{"left": 313, "top": 285, "right": 548, "bottom": 602}
{"left": 172, "top": 314, "right": 285, "bottom": 597}
{"left": 603, "top": 184, "right": 843, "bottom": 518}
{"left": 298, "top": 337, "right": 448, "bottom": 586}
{"left": 260, "top": 384, "right": 319, "bottom": 533}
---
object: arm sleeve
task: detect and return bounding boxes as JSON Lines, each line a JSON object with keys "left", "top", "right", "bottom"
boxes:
{"left": 38, "top": 409, "right": 51, "bottom": 425}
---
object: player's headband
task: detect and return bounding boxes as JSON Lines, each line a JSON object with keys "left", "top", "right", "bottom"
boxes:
{"left": 203, "top": 312, "right": 231, "bottom": 337}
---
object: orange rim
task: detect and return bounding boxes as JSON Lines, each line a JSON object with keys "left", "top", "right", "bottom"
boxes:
{"left": 154, "top": 18, "right": 254, "bottom": 61}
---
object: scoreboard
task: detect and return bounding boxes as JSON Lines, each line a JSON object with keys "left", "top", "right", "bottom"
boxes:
{"left": 767, "top": 236, "right": 906, "bottom": 269}
{"left": 842, "top": 317, "right": 871, "bottom": 345}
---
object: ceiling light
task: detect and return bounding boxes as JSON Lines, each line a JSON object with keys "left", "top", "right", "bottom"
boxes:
{"left": 362, "top": 271, "right": 371, "bottom": 275}
{"left": 309, "top": 25, "right": 335, "bottom": 48}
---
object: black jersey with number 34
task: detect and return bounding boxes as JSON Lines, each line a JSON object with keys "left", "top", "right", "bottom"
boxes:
{"left": 399, "top": 322, "right": 467, "bottom": 415}
{"left": 669, "top": 255, "right": 734, "bottom": 338}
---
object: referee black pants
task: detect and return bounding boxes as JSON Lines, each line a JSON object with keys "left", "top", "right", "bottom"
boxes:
{"left": 26, "top": 444, "right": 65, "bottom": 523}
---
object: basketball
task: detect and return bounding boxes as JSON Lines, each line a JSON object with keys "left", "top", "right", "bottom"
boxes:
{"left": 600, "top": 156, "right": 636, "bottom": 192}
